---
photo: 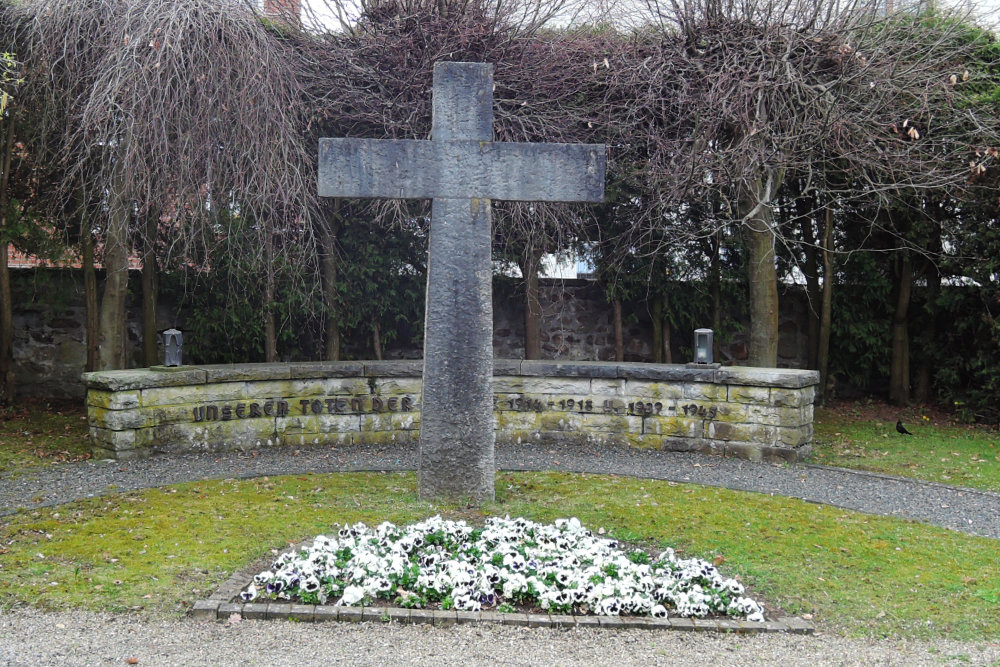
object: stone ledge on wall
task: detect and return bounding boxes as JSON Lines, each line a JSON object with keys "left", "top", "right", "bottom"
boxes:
{"left": 83, "top": 360, "right": 819, "bottom": 463}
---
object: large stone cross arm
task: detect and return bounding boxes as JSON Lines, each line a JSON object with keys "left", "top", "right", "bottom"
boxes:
{"left": 318, "top": 137, "right": 605, "bottom": 203}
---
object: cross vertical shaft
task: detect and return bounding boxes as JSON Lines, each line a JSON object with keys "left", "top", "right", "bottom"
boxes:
{"left": 419, "top": 64, "right": 496, "bottom": 501}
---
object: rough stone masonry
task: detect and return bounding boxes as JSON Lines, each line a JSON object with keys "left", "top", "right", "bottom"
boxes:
{"left": 318, "top": 62, "right": 605, "bottom": 501}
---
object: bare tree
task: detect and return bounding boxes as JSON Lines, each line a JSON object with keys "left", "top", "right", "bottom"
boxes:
{"left": 11, "top": 0, "right": 316, "bottom": 369}
{"left": 607, "top": 0, "right": 1000, "bottom": 370}
{"left": 298, "top": 0, "right": 615, "bottom": 360}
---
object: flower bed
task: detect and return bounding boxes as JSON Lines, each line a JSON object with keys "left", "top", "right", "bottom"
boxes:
{"left": 239, "top": 516, "right": 765, "bottom": 622}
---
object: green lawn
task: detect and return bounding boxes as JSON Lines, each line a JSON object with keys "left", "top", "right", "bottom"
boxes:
{"left": 1, "top": 471, "right": 998, "bottom": 640}
{"left": 811, "top": 405, "right": 1000, "bottom": 492}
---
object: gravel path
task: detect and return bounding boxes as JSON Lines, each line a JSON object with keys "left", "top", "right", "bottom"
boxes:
{"left": 2, "top": 442, "right": 999, "bottom": 539}
{"left": 2, "top": 608, "right": 999, "bottom": 667}
{"left": 3, "top": 444, "right": 1000, "bottom": 664}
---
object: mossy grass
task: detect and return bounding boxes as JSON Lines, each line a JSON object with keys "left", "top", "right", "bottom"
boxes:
{"left": 1, "top": 471, "right": 997, "bottom": 640}
{"left": 812, "top": 405, "right": 1000, "bottom": 492}
{"left": 0, "top": 400, "right": 92, "bottom": 473}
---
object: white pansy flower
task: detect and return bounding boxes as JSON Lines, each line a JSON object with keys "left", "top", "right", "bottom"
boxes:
{"left": 339, "top": 585, "right": 365, "bottom": 606}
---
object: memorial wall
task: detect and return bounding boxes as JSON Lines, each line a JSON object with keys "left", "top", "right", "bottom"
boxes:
{"left": 84, "top": 360, "right": 819, "bottom": 463}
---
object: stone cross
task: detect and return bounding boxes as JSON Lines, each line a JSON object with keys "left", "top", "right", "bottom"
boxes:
{"left": 318, "top": 62, "right": 605, "bottom": 502}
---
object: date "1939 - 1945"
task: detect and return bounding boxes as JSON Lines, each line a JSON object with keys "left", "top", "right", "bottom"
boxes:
{"left": 496, "top": 395, "right": 719, "bottom": 420}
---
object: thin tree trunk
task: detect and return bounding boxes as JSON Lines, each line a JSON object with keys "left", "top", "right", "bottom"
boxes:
{"left": 798, "top": 204, "right": 820, "bottom": 369}
{"left": 141, "top": 211, "right": 158, "bottom": 367}
{"left": 98, "top": 169, "right": 130, "bottom": 371}
{"left": 889, "top": 251, "right": 912, "bottom": 405}
{"left": 914, "top": 268, "right": 940, "bottom": 404}
{"left": 0, "top": 112, "right": 15, "bottom": 403}
{"left": 740, "top": 172, "right": 782, "bottom": 368}
{"left": 264, "top": 224, "right": 277, "bottom": 362}
{"left": 82, "top": 217, "right": 99, "bottom": 372}
{"left": 817, "top": 205, "right": 834, "bottom": 404}
{"left": 613, "top": 298, "right": 624, "bottom": 362}
{"left": 709, "top": 232, "right": 721, "bottom": 363}
{"left": 521, "top": 248, "right": 542, "bottom": 359}
{"left": 651, "top": 295, "right": 663, "bottom": 364}
{"left": 317, "top": 208, "right": 340, "bottom": 361}
{"left": 372, "top": 319, "right": 383, "bottom": 361}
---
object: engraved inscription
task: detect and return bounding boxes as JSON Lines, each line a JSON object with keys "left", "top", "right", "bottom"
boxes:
{"left": 192, "top": 394, "right": 415, "bottom": 422}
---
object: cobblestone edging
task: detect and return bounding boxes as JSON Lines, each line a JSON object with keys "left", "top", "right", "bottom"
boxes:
{"left": 190, "top": 545, "right": 814, "bottom": 635}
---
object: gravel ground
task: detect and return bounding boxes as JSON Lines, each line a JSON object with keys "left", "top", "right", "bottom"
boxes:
{"left": 3, "top": 443, "right": 1000, "bottom": 664}
{"left": 2, "top": 608, "right": 999, "bottom": 667}
{"left": 2, "top": 441, "right": 999, "bottom": 539}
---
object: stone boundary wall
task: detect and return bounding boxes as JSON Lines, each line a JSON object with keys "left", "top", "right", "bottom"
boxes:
{"left": 83, "top": 360, "right": 819, "bottom": 462}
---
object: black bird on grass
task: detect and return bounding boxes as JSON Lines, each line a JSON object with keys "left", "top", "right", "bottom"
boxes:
{"left": 896, "top": 420, "right": 914, "bottom": 435}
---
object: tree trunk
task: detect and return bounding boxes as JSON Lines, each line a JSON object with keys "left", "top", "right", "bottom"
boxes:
{"left": 520, "top": 248, "right": 542, "bottom": 359}
{"left": 372, "top": 319, "right": 383, "bottom": 361}
{"left": 914, "top": 268, "right": 940, "bottom": 404}
{"left": 709, "top": 232, "right": 721, "bottom": 363}
{"left": 317, "top": 209, "right": 340, "bottom": 361}
{"left": 651, "top": 295, "right": 663, "bottom": 364}
{"left": 140, "top": 212, "right": 158, "bottom": 367}
{"left": 740, "top": 172, "right": 782, "bottom": 368}
{"left": 264, "top": 224, "right": 277, "bottom": 362}
{"left": 82, "top": 218, "right": 99, "bottom": 372}
{"left": 0, "top": 112, "right": 15, "bottom": 403}
{"left": 613, "top": 298, "right": 624, "bottom": 362}
{"left": 98, "top": 169, "right": 131, "bottom": 371}
{"left": 817, "top": 205, "right": 834, "bottom": 404}
{"left": 889, "top": 251, "right": 912, "bottom": 405}
{"left": 798, "top": 204, "right": 820, "bottom": 369}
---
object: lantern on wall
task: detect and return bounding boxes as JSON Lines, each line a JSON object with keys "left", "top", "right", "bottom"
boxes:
{"left": 163, "top": 329, "right": 183, "bottom": 367}
{"left": 693, "top": 328, "right": 714, "bottom": 365}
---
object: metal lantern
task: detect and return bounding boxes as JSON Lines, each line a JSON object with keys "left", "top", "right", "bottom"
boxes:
{"left": 163, "top": 329, "right": 183, "bottom": 367}
{"left": 693, "top": 328, "right": 714, "bottom": 365}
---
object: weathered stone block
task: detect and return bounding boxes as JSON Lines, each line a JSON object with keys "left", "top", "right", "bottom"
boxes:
{"left": 770, "top": 387, "right": 805, "bottom": 408}
{"left": 539, "top": 412, "right": 584, "bottom": 432}
{"left": 288, "top": 361, "right": 365, "bottom": 378}
{"left": 590, "top": 379, "right": 626, "bottom": 396}
{"left": 617, "top": 363, "right": 715, "bottom": 383}
{"left": 88, "top": 389, "right": 140, "bottom": 410}
{"left": 284, "top": 414, "right": 362, "bottom": 434}
{"left": 581, "top": 414, "right": 641, "bottom": 434}
{"left": 374, "top": 378, "right": 423, "bottom": 395}
{"left": 83, "top": 367, "right": 207, "bottom": 391}
{"left": 493, "top": 359, "right": 522, "bottom": 375}
{"left": 141, "top": 382, "right": 249, "bottom": 408}
{"left": 683, "top": 383, "right": 728, "bottom": 401}
{"left": 492, "top": 376, "right": 526, "bottom": 393}
{"left": 777, "top": 424, "right": 812, "bottom": 447}
{"left": 643, "top": 416, "right": 702, "bottom": 438}
{"left": 519, "top": 378, "right": 592, "bottom": 394}
{"left": 363, "top": 360, "right": 424, "bottom": 377}
{"left": 361, "top": 413, "right": 420, "bottom": 432}
{"left": 520, "top": 360, "right": 619, "bottom": 378}
{"left": 352, "top": 430, "right": 419, "bottom": 447}
{"left": 709, "top": 422, "right": 777, "bottom": 444}
{"left": 724, "top": 442, "right": 764, "bottom": 461}
{"left": 202, "top": 363, "right": 292, "bottom": 383}
{"left": 715, "top": 366, "right": 819, "bottom": 389}
{"left": 496, "top": 411, "right": 540, "bottom": 430}
{"left": 89, "top": 425, "right": 136, "bottom": 450}
{"left": 727, "top": 385, "right": 771, "bottom": 405}
{"left": 626, "top": 381, "right": 684, "bottom": 400}
{"left": 88, "top": 406, "right": 148, "bottom": 431}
